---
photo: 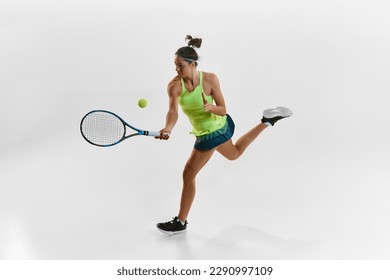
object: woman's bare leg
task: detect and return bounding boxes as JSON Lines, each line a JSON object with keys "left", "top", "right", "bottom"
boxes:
{"left": 178, "top": 148, "right": 216, "bottom": 222}
{"left": 217, "top": 122, "right": 268, "bottom": 160}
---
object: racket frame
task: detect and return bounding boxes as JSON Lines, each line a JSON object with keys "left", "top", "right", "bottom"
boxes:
{"left": 80, "top": 109, "right": 160, "bottom": 147}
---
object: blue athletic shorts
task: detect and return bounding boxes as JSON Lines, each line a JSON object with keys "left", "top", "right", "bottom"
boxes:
{"left": 194, "top": 114, "right": 235, "bottom": 151}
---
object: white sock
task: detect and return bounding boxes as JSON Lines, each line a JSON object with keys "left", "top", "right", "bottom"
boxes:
{"left": 264, "top": 122, "right": 271, "bottom": 126}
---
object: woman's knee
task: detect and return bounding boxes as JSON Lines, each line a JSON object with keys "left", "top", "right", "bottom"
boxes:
{"left": 182, "top": 163, "right": 196, "bottom": 181}
{"left": 219, "top": 147, "right": 241, "bottom": 161}
{"left": 226, "top": 152, "right": 240, "bottom": 161}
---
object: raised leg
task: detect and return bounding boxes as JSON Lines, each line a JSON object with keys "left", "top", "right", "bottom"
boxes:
{"left": 216, "top": 122, "right": 268, "bottom": 160}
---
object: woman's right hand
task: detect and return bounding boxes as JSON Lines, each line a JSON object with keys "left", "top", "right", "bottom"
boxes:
{"left": 155, "top": 129, "right": 171, "bottom": 140}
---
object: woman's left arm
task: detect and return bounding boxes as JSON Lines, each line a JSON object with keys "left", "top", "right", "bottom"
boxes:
{"left": 202, "top": 73, "right": 227, "bottom": 116}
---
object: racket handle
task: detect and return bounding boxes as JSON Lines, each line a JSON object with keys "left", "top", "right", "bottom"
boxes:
{"left": 146, "top": 131, "right": 162, "bottom": 137}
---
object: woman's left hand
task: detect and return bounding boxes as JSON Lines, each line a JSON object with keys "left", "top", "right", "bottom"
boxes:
{"left": 202, "top": 92, "right": 212, "bottom": 112}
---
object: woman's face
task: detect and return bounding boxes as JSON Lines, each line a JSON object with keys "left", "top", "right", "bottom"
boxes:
{"left": 174, "top": 56, "right": 195, "bottom": 77}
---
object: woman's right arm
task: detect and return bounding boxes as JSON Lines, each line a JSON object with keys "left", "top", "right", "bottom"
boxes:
{"left": 156, "top": 79, "right": 180, "bottom": 140}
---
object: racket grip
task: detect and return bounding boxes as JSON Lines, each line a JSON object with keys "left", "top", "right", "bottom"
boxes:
{"left": 146, "top": 131, "right": 162, "bottom": 137}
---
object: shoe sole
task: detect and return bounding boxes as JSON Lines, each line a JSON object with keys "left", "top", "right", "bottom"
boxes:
{"left": 157, "top": 226, "right": 187, "bottom": 236}
{"left": 263, "top": 106, "right": 293, "bottom": 118}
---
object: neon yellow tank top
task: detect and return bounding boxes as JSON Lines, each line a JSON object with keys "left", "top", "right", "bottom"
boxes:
{"left": 178, "top": 71, "right": 227, "bottom": 136}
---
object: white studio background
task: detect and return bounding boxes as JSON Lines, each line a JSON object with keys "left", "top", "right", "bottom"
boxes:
{"left": 1, "top": 0, "right": 389, "bottom": 259}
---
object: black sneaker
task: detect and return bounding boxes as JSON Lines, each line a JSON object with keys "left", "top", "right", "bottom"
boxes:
{"left": 261, "top": 106, "right": 293, "bottom": 126}
{"left": 157, "top": 216, "right": 187, "bottom": 235}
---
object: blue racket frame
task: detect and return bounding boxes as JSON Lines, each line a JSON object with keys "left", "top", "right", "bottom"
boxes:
{"left": 80, "top": 110, "right": 160, "bottom": 147}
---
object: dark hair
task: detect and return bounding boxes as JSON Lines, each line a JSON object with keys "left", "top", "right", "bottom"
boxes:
{"left": 175, "top": 35, "right": 202, "bottom": 66}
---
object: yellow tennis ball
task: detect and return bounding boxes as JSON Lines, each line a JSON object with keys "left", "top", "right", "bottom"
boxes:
{"left": 138, "top": 98, "right": 147, "bottom": 108}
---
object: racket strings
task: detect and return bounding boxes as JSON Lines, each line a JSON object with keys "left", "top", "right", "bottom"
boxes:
{"left": 81, "top": 112, "right": 125, "bottom": 146}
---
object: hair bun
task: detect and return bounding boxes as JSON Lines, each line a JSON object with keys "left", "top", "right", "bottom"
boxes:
{"left": 185, "top": 35, "right": 202, "bottom": 48}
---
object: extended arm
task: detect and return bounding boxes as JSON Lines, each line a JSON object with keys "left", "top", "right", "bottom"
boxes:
{"left": 156, "top": 80, "right": 180, "bottom": 140}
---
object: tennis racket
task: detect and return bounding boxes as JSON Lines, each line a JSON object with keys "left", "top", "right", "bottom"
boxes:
{"left": 80, "top": 110, "right": 161, "bottom": 147}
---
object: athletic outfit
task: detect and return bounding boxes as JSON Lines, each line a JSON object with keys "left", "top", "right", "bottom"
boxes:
{"left": 178, "top": 71, "right": 235, "bottom": 150}
{"left": 156, "top": 71, "right": 293, "bottom": 235}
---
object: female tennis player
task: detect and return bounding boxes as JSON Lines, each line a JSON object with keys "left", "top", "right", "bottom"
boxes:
{"left": 156, "top": 35, "right": 292, "bottom": 235}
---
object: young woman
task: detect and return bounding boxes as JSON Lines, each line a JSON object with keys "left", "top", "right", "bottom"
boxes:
{"left": 156, "top": 35, "right": 292, "bottom": 235}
